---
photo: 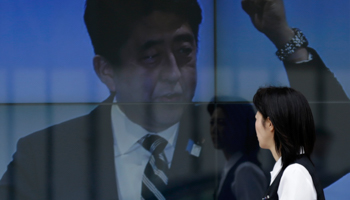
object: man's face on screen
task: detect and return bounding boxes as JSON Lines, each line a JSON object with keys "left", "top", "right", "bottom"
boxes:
{"left": 113, "top": 11, "right": 197, "bottom": 132}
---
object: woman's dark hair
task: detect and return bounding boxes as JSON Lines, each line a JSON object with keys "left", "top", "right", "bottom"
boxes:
{"left": 253, "top": 86, "right": 315, "bottom": 169}
{"left": 207, "top": 97, "right": 260, "bottom": 166}
{"left": 84, "top": 0, "right": 202, "bottom": 66}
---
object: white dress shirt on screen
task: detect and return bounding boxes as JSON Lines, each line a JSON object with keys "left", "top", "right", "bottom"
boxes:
{"left": 111, "top": 104, "right": 179, "bottom": 200}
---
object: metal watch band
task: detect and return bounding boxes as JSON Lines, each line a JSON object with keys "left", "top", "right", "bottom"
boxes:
{"left": 276, "top": 28, "right": 308, "bottom": 61}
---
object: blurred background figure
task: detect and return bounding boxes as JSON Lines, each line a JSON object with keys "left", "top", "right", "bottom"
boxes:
{"left": 207, "top": 97, "right": 267, "bottom": 200}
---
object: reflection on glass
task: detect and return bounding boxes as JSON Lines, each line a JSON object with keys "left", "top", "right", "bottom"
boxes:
{"left": 208, "top": 98, "right": 267, "bottom": 200}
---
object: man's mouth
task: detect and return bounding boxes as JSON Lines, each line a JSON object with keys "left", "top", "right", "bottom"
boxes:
{"left": 156, "top": 93, "right": 183, "bottom": 103}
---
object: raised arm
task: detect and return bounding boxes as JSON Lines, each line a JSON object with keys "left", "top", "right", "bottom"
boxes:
{"left": 241, "top": 0, "right": 349, "bottom": 101}
{"left": 241, "top": 0, "right": 308, "bottom": 63}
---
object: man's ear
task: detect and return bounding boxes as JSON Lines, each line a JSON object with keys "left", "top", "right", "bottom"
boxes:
{"left": 93, "top": 55, "right": 116, "bottom": 92}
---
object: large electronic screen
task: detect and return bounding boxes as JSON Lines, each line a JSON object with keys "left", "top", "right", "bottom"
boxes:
{"left": 0, "top": 0, "right": 214, "bottom": 103}
{"left": 1, "top": 1, "right": 350, "bottom": 199}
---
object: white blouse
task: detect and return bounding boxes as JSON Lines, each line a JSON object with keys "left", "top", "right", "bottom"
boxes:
{"left": 270, "top": 157, "right": 317, "bottom": 200}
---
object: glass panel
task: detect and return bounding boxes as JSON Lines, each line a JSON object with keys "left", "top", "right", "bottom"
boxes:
{"left": 2, "top": 0, "right": 350, "bottom": 199}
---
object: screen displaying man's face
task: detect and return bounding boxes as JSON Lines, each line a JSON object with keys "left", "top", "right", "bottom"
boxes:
{"left": 112, "top": 11, "right": 197, "bottom": 132}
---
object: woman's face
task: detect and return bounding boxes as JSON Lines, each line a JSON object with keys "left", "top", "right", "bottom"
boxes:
{"left": 255, "top": 111, "right": 274, "bottom": 149}
{"left": 210, "top": 107, "right": 227, "bottom": 149}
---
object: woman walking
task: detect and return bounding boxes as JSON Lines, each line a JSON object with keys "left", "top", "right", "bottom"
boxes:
{"left": 253, "top": 86, "right": 325, "bottom": 200}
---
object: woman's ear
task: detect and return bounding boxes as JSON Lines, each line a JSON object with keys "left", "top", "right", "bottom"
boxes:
{"left": 266, "top": 117, "right": 275, "bottom": 133}
{"left": 93, "top": 55, "right": 116, "bottom": 92}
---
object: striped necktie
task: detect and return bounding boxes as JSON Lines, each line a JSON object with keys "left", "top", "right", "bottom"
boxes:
{"left": 141, "top": 134, "right": 169, "bottom": 200}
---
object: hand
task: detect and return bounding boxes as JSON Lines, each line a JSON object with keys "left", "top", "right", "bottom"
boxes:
{"left": 241, "top": 0, "right": 294, "bottom": 48}
{"left": 241, "top": 0, "right": 309, "bottom": 62}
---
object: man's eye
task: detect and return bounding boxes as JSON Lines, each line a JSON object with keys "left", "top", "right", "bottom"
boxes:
{"left": 141, "top": 54, "right": 159, "bottom": 64}
{"left": 178, "top": 47, "right": 193, "bottom": 55}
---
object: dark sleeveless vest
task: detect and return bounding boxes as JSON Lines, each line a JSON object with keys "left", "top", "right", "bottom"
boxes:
{"left": 262, "top": 155, "right": 325, "bottom": 200}
{"left": 214, "top": 155, "right": 249, "bottom": 200}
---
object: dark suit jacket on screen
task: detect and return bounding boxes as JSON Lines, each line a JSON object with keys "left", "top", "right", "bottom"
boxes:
{"left": 284, "top": 48, "right": 349, "bottom": 102}
{"left": 0, "top": 95, "right": 215, "bottom": 200}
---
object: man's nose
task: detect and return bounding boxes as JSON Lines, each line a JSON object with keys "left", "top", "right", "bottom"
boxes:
{"left": 160, "top": 53, "right": 181, "bottom": 83}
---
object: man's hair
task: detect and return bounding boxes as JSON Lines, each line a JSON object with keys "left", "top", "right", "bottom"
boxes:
{"left": 253, "top": 86, "right": 316, "bottom": 169}
{"left": 207, "top": 97, "right": 260, "bottom": 166}
{"left": 84, "top": 0, "right": 202, "bottom": 66}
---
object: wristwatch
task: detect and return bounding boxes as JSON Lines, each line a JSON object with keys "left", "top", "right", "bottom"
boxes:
{"left": 276, "top": 28, "right": 308, "bottom": 61}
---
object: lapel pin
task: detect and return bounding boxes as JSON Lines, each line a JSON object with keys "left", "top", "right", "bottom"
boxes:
{"left": 186, "top": 139, "right": 202, "bottom": 157}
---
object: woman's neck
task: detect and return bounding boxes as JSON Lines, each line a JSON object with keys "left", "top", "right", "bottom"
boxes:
{"left": 223, "top": 150, "right": 233, "bottom": 160}
{"left": 270, "top": 147, "right": 281, "bottom": 162}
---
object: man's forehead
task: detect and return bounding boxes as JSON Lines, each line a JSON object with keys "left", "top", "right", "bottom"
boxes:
{"left": 138, "top": 11, "right": 185, "bottom": 29}
{"left": 129, "top": 11, "right": 195, "bottom": 44}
